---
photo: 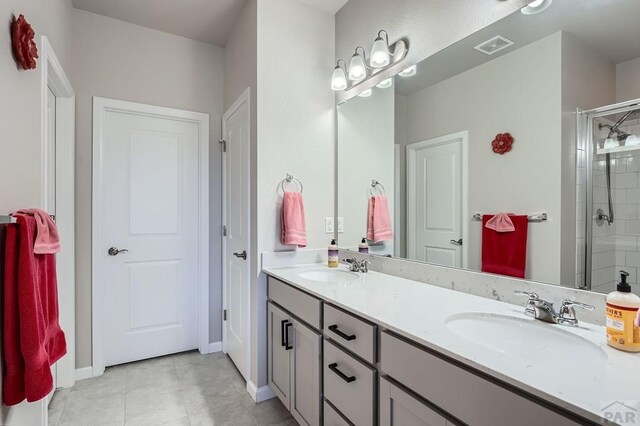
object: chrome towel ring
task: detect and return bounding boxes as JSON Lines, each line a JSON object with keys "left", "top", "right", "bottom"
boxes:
{"left": 281, "top": 173, "right": 303, "bottom": 193}
{"left": 370, "top": 179, "right": 385, "bottom": 196}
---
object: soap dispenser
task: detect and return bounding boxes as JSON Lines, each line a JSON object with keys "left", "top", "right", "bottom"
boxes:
{"left": 328, "top": 239, "right": 339, "bottom": 268}
{"left": 359, "top": 238, "right": 369, "bottom": 254}
{"left": 606, "top": 270, "right": 640, "bottom": 352}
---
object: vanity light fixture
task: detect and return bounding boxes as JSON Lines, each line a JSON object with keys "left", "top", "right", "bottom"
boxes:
{"left": 376, "top": 78, "right": 393, "bottom": 89}
{"left": 331, "top": 29, "right": 409, "bottom": 91}
{"left": 521, "top": 0, "right": 552, "bottom": 15}
{"left": 398, "top": 65, "right": 417, "bottom": 77}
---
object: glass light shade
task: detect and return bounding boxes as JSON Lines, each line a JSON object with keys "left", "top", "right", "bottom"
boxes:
{"left": 348, "top": 53, "right": 367, "bottom": 81}
{"left": 626, "top": 135, "right": 639, "bottom": 146}
{"left": 376, "top": 78, "right": 393, "bottom": 89}
{"left": 399, "top": 65, "right": 417, "bottom": 77}
{"left": 521, "top": 0, "right": 552, "bottom": 15}
{"left": 358, "top": 88, "right": 372, "bottom": 98}
{"left": 370, "top": 37, "right": 390, "bottom": 68}
{"left": 331, "top": 66, "right": 348, "bottom": 91}
{"left": 603, "top": 138, "right": 618, "bottom": 149}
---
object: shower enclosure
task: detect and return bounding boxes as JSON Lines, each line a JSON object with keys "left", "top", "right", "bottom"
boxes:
{"left": 581, "top": 99, "right": 640, "bottom": 292}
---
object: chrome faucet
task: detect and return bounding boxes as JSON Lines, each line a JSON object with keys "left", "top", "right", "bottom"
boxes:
{"left": 343, "top": 257, "right": 371, "bottom": 273}
{"left": 514, "top": 291, "right": 595, "bottom": 327}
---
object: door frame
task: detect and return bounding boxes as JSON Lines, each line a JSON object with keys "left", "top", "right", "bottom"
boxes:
{"left": 41, "top": 36, "right": 76, "bottom": 389}
{"left": 406, "top": 131, "right": 469, "bottom": 268}
{"left": 91, "top": 97, "right": 210, "bottom": 376}
{"left": 221, "top": 88, "right": 251, "bottom": 379}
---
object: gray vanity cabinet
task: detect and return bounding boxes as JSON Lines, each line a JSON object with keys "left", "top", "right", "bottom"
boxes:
{"left": 267, "top": 278, "right": 323, "bottom": 426}
{"left": 379, "top": 378, "right": 450, "bottom": 426}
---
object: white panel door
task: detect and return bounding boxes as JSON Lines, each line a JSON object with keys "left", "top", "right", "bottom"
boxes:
{"left": 222, "top": 90, "right": 250, "bottom": 380}
{"left": 407, "top": 133, "right": 465, "bottom": 267}
{"left": 102, "top": 109, "right": 200, "bottom": 366}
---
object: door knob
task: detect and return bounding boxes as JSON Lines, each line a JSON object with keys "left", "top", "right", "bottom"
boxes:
{"left": 450, "top": 238, "right": 463, "bottom": 246}
{"left": 108, "top": 247, "right": 129, "bottom": 256}
{"left": 233, "top": 250, "right": 247, "bottom": 260}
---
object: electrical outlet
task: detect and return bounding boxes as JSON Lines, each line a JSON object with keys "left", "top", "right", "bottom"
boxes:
{"left": 337, "top": 217, "right": 344, "bottom": 233}
{"left": 325, "top": 217, "right": 335, "bottom": 233}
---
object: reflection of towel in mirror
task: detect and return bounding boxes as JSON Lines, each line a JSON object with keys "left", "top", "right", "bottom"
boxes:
{"left": 367, "top": 195, "right": 393, "bottom": 243}
{"left": 281, "top": 191, "right": 307, "bottom": 247}
{"left": 481, "top": 214, "right": 528, "bottom": 279}
{"left": 485, "top": 212, "right": 515, "bottom": 233}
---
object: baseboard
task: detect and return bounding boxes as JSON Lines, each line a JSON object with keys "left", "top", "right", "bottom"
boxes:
{"left": 204, "top": 341, "right": 222, "bottom": 354}
{"left": 247, "top": 381, "right": 276, "bottom": 403}
{"left": 75, "top": 366, "right": 93, "bottom": 381}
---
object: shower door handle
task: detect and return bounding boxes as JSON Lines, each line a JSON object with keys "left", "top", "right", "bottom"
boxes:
{"left": 450, "top": 238, "right": 463, "bottom": 246}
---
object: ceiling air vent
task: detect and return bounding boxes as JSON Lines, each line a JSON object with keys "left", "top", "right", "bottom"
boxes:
{"left": 474, "top": 36, "right": 514, "bottom": 55}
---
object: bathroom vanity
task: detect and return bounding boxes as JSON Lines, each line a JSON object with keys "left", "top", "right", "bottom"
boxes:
{"left": 264, "top": 263, "right": 637, "bottom": 426}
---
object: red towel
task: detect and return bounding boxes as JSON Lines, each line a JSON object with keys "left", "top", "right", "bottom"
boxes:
{"left": 3, "top": 214, "right": 66, "bottom": 405}
{"left": 367, "top": 195, "right": 393, "bottom": 243}
{"left": 280, "top": 191, "right": 307, "bottom": 247}
{"left": 481, "top": 214, "right": 528, "bottom": 279}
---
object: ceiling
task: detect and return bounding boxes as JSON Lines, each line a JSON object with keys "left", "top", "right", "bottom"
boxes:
{"left": 71, "top": 0, "right": 348, "bottom": 47}
{"left": 396, "top": 0, "right": 640, "bottom": 95}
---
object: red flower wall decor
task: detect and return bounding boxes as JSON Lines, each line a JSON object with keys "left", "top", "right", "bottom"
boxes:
{"left": 12, "top": 14, "right": 38, "bottom": 70}
{"left": 491, "top": 132, "right": 514, "bottom": 155}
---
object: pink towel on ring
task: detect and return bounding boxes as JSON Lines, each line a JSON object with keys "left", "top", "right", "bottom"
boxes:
{"left": 15, "top": 209, "right": 60, "bottom": 254}
{"left": 485, "top": 213, "right": 515, "bottom": 233}
{"left": 280, "top": 191, "right": 307, "bottom": 247}
{"left": 366, "top": 195, "right": 393, "bottom": 243}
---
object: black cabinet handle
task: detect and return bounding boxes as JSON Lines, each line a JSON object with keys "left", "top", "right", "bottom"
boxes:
{"left": 280, "top": 319, "right": 288, "bottom": 347}
{"left": 328, "top": 362, "right": 356, "bottom": 383}
{"left": 328, "top": 325, "right": 356, "bottom": 341}
{"left": 285, "top": 322, "right": 293, "bottom": 350}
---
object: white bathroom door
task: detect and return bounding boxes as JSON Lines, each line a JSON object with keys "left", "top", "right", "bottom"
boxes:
{"left": 222, "top": 89, "right": 251, "bottom": 380}
{"left": 98, "top": 101, "right": 205, "bottom": 367}
{"left": 407, "top": 132, "right": 467, "bottom": 267}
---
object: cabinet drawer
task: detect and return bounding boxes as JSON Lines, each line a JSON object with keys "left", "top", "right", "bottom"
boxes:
{"left": 268, "top": 277, "right": 322, "bottom": 330}
{"left": 380, "top": 332, "right": 581, "bottom": 426}
{"left": 379, "top": 377, "right": 448, "bottom": 426}
{"left": 324, "top": 304, "right": 376, "bottom": 364}
{"left": 324, "top": 400, "right": 353, "bottom": 426}
{"left": 324, "top": 340, "right": 376, "bottom": 426}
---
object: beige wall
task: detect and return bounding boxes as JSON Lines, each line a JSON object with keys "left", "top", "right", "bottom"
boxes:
{"left": 334, "top": 0, "right": 528, "bottom": 103}
{"left": 72, "top": 9, "right": 225, "bottom": 368}
{"left": 617, "top": 57, "right": 640, "bottom": 103}
{"left": 0, "top": 0, "right": 73, "bottom": 213}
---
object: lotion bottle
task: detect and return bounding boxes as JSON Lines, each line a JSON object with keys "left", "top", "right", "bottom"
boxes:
{"left": 359, "top": 238, "right": 369, "bottom": 254}
{"left": 328, "top": 239, "right": 339, "bottom": 268}
{"left": 606, "top": 270, "right": 640, "bottom": 352}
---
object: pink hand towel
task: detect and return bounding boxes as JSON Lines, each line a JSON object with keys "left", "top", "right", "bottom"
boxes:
{"left": 366, "top": 195, "right": 393, "bottom": 243}
{"left": 16, "top": 209, "right": 60, "bottom": 254}
{"left": 281, "top": 191, "right": 307, "bottom": 247}
{"left": 485, "top": 213, "right": 515, "bottom": 233}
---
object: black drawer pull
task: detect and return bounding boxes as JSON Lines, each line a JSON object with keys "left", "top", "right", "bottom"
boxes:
{"left": 328, "top": 324, "right": 356, "bottom": 341}
{"left": 285, "top": 322, "right": 293, "bottom": 350}
{"left": 281, "top": 319, "right": 288, "bottom": 347}
{"left": 328, "top": 362, "right": 356, "bottom": 383}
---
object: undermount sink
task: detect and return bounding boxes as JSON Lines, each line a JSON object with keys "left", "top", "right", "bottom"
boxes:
{"left": 446, "top": 313, "right": 607, "bottom": 367}
{"left": 298, "top": 269, "right": 360, "bottom": 283}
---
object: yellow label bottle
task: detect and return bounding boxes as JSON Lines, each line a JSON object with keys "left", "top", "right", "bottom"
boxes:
{"left": 328, "top": 239, "right": 339, "bottom": 268}
{"left": 606, "top": 271, "right": 640, "bottom": 352}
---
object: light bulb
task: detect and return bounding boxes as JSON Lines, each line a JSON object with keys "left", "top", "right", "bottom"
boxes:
{"left": 376, "top": 78, "right": 393, "bottom": 89}
{"left": 348, "top": 52, "right": 367, "bottom": 81}
{"left": 399, "top": 65, "right": 417, "bottom": 77}
{"left": 331, "top": 65, "right": 348, "bottom": 91}
{"left": 358, "top": 88, "right": 372, "bottom": 98}
{"left": 370, "top": 37, "right": 390, "bottom": 68}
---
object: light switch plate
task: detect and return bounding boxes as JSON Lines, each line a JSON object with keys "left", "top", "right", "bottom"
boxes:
{"left": 325, "top": 217, "right": 335, "bottom": 233}
{"left": 337, "top": 217, "right": 344, "bottom": 233}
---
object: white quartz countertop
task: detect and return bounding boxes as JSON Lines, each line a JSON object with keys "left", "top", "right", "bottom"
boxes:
{"left": 263, "top": 263, "right": 638, "bottom": 424}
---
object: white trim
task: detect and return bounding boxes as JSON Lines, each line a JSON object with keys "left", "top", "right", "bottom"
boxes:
{"left": 221, "top": 88, "right": 252, "bottom": 380}
{"left": 91, "top": 97, "right": 209, "bottom": 376}
{"left": 40, "top": 36, "right": 76, "bottom": 389}
{"left": 206, "top": 341, "right": 223, "bottom": 354}
{"left": 406, "top": 131, "right": 469, "bottom": 267}
{"left": 246, "top": 381, "right": 276, "bottom": 403}
{"left": 74, "top": 367, "right": 94, "bottom": 382}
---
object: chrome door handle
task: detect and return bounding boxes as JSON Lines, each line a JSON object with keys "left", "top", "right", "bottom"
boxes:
{"left": 233, "top": 250, "right": 247, "bottom": 260}
{"left": 108, "top": 247, "right": 129, "bottom": 256}
{"left": 450, "top": 238, "right": 463, "bottom": 246}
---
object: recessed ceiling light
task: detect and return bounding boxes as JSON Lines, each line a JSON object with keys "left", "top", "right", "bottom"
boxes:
{"left": 521, "top": 0, "right": 552, "bottom": 15}
{"left": 399, "top": 65, "right": 417, "bottom": 77}
{"left": 376, "top": 78, "right": 393, "bottom": 89}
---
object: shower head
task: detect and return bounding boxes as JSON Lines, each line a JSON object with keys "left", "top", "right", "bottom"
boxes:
{"left": 599, "top": 108, "right": 640, "bottom": 142}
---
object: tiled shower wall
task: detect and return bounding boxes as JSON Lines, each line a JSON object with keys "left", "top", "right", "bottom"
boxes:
{"left": 580, "top": 118, "right": 640, "bottom": 293}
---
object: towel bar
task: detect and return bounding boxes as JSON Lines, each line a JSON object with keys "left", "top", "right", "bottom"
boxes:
{"left": 0, "top": 215, "right": 16, "bottom": 224}
{"left": 472, "top": 212, "right": 547, "bottom": 222}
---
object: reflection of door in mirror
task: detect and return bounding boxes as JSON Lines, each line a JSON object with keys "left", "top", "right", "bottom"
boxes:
{"left": 406, "top": 132, "right": 467, "bottom": 268}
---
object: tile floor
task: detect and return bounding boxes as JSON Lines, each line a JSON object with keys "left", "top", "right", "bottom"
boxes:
{"left": 48, "top": 351, "right": 295, "bottom": 426}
